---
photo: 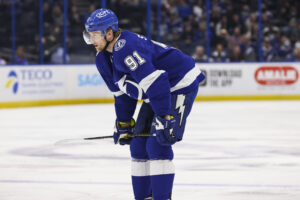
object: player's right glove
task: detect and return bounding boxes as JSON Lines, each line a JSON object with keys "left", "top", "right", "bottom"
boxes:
{"left": 113, "top": 119, "right": 135, "bottom": 145}
{"left": 154, "top": 116, "right": 177, "bottom": 146}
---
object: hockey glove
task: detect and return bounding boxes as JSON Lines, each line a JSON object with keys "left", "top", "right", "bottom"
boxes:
{"left": 113, "top": 119, "right": 135, "bottom": 145}
{"left": 154, "top": 116, "right": 177, "bottom": 146}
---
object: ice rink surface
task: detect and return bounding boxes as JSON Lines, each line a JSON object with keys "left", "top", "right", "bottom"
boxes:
{"left": 1, "top": 101, "right": 300, "bottom": 200}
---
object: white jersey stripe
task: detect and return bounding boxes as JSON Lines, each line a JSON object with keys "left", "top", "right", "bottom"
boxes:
{"left": 112, "top": 91, "right": 124, "bottom": 97}
{"left": 149, "top": 160, "right": 175, "bottom": 176}
{"left": 139, "top": 70, "right": 165, "bottom": 93}
{"left": 131, "top": 159, "right": 150, "bottom": 176}
{"left": 171, "top": 66, "right": 201, "bottom": 92}
{"left": 131, "top": 159, "right": 175, "bottom": 176}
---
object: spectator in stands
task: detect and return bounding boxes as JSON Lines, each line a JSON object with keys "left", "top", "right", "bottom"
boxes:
{"left": 270, "top": 29, "right": 282, "bottom": 49}
{"left": 295, "top": 41, "right": 300, "bottom": 51}
{"left": 16, "top": 46, "right": 28, "bottom": 65}
{"left": 194, "top": 20, "right": 206, "bottom": 45}
{"left": 262, "top": 38, "right": 276, "bottom": 61}
{"left": 42, "top": 1, "right": 53, "bottom": 25}
{"left": 193, "top": 0, "right": 203, "bottom": 22}
{"left": 225, "top": 3, "right": 235, "bottom": 32}
{"left": 282, "top": 10, "right": 297, "bottom": 37}
{"left": 247, "top": 13, "right": 258, "bottom": 41}
{"left": 227, "top": 27, "right": 243, "bottom": 50}
{"left": 218, "top": 0, "right": 228, "bottom": 12}
{"left": 163, "top": 0, "right": 179, "bottom": 17}
{"left": 51, "top": 47, "right": 70, "bottom": 64}
{"left": 213, "top": 28, "right": 228, "bottom": 48}
{"left": 69, "top": 2, "right": 82, "bottom": 35}
{"left": 290, "top": 20, "right": 300, "bottom": 43}
{"left": 210, "top": 5, "right": 221, "bottom": 34}
{"left": 192, "top": 45, "right": 207, "bottom": 62}
{"left": 42, "top": 24, "right": 62, "bottom": 63}
{"left": 277, "top": 3, "right": 290, "bottom": 26}
{"left": 241, "top": 34, "right": 256, "bottom": 61}
{"left": 0, "top": 53, "right": 7, "bottom": 65}
{"left": 290, "top": 48, "right": 300, "bottom": 61}
{"left": 230, "top": 13, "right": 246, "bottom": 34}
{"left": 241, "top": 4, "right": 251, "bottom": 22}
{"left": 277, "top": 36, "right": 293, "bottom": 61}
{"left": 229, "top": 45, "right": 244, "bottom": 62}
{"left": 287, "top": 4, "right": 297, "bottom": 26}
{"left": 261, "top": 11, "right": 272, "bottom": 28}
{"left": 210, "top": 43, "right": 228, "bottom": 62}
{"left": 182, "top": 22, "right": 194, "bottom": 45}
{"left": 215, "top": 15, "right": 228, "bottom": 37}
{"left": 176, "top": 0, "right": 192, "bottom": 21}
{"left": 52, "top": 4, "right": 64, "bottom": 27}
{"left": 166, "top": 13, "right": 183, "bottom": 42}
{"left": 263, "top": 22, "right": 280, "bottom": 42}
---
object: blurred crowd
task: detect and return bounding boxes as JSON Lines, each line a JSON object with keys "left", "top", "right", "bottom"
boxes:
{"left": 1, "top": 0, "right": 300, "bottom": 64}
{"left": 158, "top": 0, "right": 300, "bottom": 62}
{"left": 0, "top": 0, "right": 87, "bottom": 64}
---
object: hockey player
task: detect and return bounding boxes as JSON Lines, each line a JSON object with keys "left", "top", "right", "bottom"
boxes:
{"left": 83, "top": 8, "right": 205, "bottom": 200}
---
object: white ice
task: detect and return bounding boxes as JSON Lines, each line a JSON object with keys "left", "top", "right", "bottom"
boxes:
{"left": 1, "top": 101, "right": 300, "bottom": 200}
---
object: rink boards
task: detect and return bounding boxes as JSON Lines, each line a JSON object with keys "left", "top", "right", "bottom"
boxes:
{"left": 1, "top": 63, "right": 300, "bottom": 108}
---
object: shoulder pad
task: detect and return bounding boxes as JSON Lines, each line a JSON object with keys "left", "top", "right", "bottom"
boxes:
{"left": 114, "top": 39, "right": 126, "bottom": 51}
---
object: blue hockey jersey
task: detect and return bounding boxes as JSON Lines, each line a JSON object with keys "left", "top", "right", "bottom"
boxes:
{"left": 95, "top": 30, "right": 204, "bottom": 122}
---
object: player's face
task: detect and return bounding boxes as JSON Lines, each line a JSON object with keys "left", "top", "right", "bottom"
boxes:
{"left": 89, "top": 31, "right": 107, "bottom": 52}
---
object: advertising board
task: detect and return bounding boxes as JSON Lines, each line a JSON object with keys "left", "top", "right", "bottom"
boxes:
{"left": 197, "top": 63, "right": 300, "bottom": 96}
{"left": 1, "top": 63, "right": 299, "bottom": 108}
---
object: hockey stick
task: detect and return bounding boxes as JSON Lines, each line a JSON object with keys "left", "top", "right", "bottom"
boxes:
{"left": 54, "top": 133, "right": 152, "bottom": 146}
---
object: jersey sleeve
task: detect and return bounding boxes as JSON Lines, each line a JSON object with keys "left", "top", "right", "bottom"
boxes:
{"left": 114, "top": 34, "right": 171, "bottom": 116}
{"left": 95, "top": 52, "right": 137, "bottom": 122}
{"left": 114, "top": 94, "right": 137, "bottom": 122}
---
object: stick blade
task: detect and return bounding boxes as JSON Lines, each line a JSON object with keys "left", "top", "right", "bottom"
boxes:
{"left": 54, "top": 138, "right": 84, "bottom": 146}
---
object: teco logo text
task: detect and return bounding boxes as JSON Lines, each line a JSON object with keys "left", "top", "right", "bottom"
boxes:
{"left": 255, "top": 66, "right": 298, "bottom": 85}
{"left": 20, "top": 70, "right": 53, "bottom": 80}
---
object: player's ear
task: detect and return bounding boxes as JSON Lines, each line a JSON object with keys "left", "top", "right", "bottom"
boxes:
{"left": 106, "top": 28, "right": 114, "bottom": 41}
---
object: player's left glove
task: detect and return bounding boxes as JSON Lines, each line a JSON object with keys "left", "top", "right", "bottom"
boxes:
{"left": 113, "top": 119, "right": 135, "bottom": 145}
{"left": 154, "top": 116, "right": 177, "bottom": 146}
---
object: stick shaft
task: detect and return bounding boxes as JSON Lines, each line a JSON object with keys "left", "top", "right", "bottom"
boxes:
{"left": 54, "top": 133, "right": 152, "bottom": 146}
{"left": 84, "top": 133, "right": 151, "bottom": 140}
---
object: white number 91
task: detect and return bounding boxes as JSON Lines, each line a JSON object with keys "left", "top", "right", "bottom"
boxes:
{"left": 124, "top": 51, "right": 146, "bottom": 71}
{"left": 124, "top": 56, "right": 138, "bottom": 71}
